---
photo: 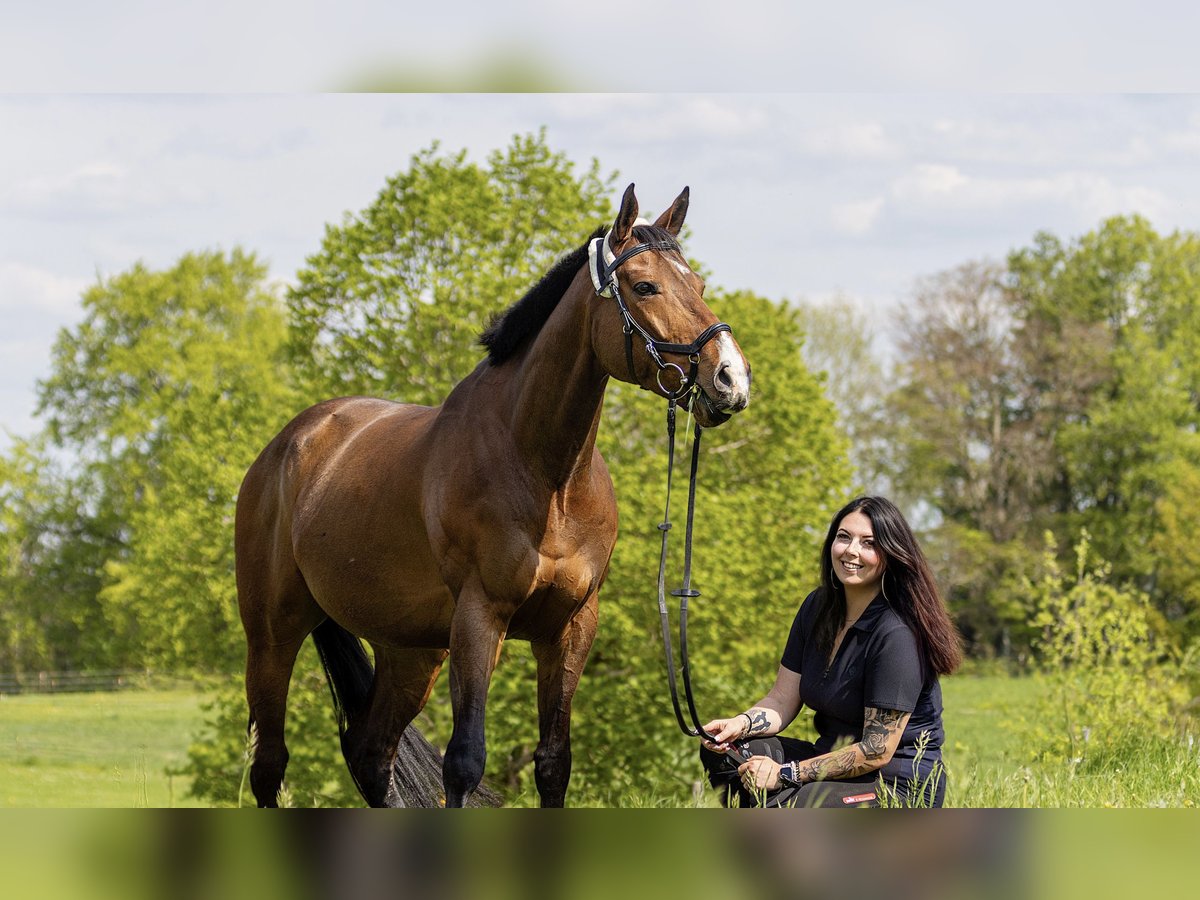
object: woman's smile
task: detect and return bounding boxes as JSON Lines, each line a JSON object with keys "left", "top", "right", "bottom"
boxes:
{"left": 831, "top": 511, "right": 884, "bottom": 589}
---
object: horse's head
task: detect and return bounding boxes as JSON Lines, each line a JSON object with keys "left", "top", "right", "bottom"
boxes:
{"left": 589, "top": 184, "right": 751, "bottom": 427}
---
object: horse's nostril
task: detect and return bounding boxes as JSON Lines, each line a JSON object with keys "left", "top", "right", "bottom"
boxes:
{"left": 714, "top": 363, "right": 734, "bottom": 392}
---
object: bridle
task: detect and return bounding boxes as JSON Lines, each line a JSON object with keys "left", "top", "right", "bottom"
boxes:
{"left": 589, "top": 229, "right": 742, "bottom": 757}
{"left": 588, "top": 230, "right": 731, "bottom": 397}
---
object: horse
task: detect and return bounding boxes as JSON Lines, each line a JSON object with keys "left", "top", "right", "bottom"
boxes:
{"left": 235, "top": 183, "right": 752, "bottom": 807}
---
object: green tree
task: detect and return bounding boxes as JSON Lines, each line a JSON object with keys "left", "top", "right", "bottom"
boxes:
{"left": 568, "top": 290, "right": 851, "bottom": 801}
{"left": 0, "top": 437, "right": 113, "bottom": 671}
{"left": 886, "top": 217, "right": 1200, "bottom": 654}
{"left": 794, "top": 294, "right": 889, "bottom": 492}
{"left": 34, "top": 249, "right": 298, "bottom": 671}
{"left": 287, "top": 130, "right": 615, "bottom": 402}
{"left": 884, "top": 260, "right": 1043, "bottom": 657}
{"left": 1007, "top": 216, "right": 1200, "bottom": 626}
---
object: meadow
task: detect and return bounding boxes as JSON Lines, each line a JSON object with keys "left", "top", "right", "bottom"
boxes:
{"left": 0, "top": 687, "right": 207, "bottom": 807}
{"left": 1, "top": 674, "right": 1194, "bottom": 807}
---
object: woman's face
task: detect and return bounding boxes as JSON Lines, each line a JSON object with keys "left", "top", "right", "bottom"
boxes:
{"left": 831, "top": 510, "right": 885, "bottom": 592}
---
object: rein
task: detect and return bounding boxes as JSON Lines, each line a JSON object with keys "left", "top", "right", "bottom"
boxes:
{"left": 589, "top": 229, "right": 733, "bottom": 752}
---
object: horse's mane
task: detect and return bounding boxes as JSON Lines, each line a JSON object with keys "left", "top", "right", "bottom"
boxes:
{"left": 479, "top": 224, "right": 682, "bottom": 365}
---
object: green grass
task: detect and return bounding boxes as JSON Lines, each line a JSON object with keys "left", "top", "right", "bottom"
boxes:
{"left": 0, "top": 688, "right": 207, "bottom": 807}
{"left": 1, "top": 674, "right": 1194, "bottom": 807}
{"left": 937, "top": 674, "right": 1198, "bottom": 808}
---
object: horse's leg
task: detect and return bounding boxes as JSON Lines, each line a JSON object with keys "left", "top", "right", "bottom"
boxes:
{"left": 443, "top": 587, "right": 509, "bottom": 807}
{"left": 245, "top": 634, "right": 306, "bottom": 807}
{"left": 342, "top": 645, "right": 447, "bottom": 807}
{"left": 531, "top": 593, "right": 599, "bottom": 808}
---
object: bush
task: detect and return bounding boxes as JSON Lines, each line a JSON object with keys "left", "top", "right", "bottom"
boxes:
{"left": 1025, "top": 531, "right": 1190, "bottom": 764}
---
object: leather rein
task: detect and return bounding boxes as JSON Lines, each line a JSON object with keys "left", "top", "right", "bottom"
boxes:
{"left": 589, "top": 230, "right": 735, "bottom": 750}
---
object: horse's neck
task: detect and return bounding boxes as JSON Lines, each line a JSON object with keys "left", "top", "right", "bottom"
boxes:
{"left": 506, "top": 280, "right": 608, "bottom": 487}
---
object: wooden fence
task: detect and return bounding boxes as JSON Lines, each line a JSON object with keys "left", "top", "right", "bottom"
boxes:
{"left": 0, "top": 670, "right": 148, "bottom": 695}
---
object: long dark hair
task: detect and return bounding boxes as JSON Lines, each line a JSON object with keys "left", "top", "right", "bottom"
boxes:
{"left": 814, "top": 496, "right": 961, "bottom": 677}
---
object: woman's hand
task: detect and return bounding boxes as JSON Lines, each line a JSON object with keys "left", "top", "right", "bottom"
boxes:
{"left": 700, "top": 715, "right": 749, "bottom": 751}
{"left": 737, "top": 755, "right": 782, "bottom": 792}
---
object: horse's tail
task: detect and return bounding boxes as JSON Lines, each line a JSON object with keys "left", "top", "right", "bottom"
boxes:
{"left": 310, "top": 619, "right": 502, "bottom": 807}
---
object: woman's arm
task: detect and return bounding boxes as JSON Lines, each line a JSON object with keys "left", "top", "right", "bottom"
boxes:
{"left": 739, "top": 706, "right": 912, "bottom": 791}
{"left": 701, "top": 665, "right": 803, "bottom": 747}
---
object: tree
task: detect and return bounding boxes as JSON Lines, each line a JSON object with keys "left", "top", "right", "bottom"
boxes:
{"left": 883, "top": 260, "right": 1044, "bottom": 656}
{"left": 287, "top": 130, "right": 615, "bottom": 403}
{"left": 794, "top": 294, "right": 889, "bottom": 493}
{"left": 1007, "top": 216, "right": 1200, "bottom": 626}
{"left": 884, "top": 216, "right": 1200, "bottom": 655}
{"left": 0, "top": 438, "right": 113, "bottom": 671}
{"left": 34, "top": 249, "right": 298, "bottom": 671}
{"left": 565, "top": 289, "right": 851, "bottom": 800}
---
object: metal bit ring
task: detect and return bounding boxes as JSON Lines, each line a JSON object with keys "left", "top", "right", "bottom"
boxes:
{"left": 656, "top": 363, "right": 689, "bottom": 398}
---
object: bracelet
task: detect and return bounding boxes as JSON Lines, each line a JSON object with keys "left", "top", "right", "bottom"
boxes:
{"left": 778, "top": 762, "right": 802, "bottom": 787}
{"left": 739, "top": 712, "right": 754, "bottom": 736}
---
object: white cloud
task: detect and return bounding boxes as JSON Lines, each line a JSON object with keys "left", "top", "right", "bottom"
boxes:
{"left": 889, "top": 164, "right": 1169, "bottom": 222}
{"left": 893, "top": 164, "right": 969, "bottom": 198}
{"left": 3, "top": 159, "right": 203, "bottom": 218}
{"left": 595, "top": 97, "right": 769, "bottom": 142}
{"left": 797, "top": 122, "right": 899, "bottom": 160}
{"left": 0, "top": 262, "right": 88, "bottom": 316}
{"left": 831, "top": 196, "right": 885, "bottom": 236}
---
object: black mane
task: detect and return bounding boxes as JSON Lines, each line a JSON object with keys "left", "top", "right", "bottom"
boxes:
{"left": 479, "top": 224, "right": 682, "bottom": 365}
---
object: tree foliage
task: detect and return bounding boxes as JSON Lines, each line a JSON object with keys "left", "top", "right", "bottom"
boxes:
{"left": 886, "top": 216, "right": 1200, "bottom": 656}
{"left": 26, "top": 249, "right": 298, "bottom": 671}
{"left": 287, "top": 131, "right": 615, "bottom": 403}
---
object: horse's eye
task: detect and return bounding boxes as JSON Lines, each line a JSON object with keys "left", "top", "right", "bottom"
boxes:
{"left": 634, "top": 281, "right": 658, "bottom": 296}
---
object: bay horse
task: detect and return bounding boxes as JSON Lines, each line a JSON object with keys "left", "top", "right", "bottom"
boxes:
{"left": 235, "top": 184, "right": 751, "bottom": 807}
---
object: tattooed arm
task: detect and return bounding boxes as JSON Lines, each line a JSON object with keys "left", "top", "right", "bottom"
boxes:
{"left": 701, "top": 665, "right": 803, "bottom": 747}
{"left": 738, "top": 706, "right": 912, "bottom": 791}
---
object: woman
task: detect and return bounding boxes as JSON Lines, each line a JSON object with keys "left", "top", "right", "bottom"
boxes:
{"left": 701, "top": 496, "right": 961, "bottom": 807}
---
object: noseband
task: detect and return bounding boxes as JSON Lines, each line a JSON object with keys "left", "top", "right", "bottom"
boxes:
{"left": 590, "top": 229, "right": 744, "bottom": 762}
{"left": 588, "top": 231, "right": 732, "bottom": 397}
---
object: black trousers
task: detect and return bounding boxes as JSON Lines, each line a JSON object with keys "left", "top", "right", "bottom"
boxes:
{"left": 700, "top": 738, "right": 881, "bottom": 808}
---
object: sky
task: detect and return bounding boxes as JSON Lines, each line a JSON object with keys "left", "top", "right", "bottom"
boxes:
{"left": 4, "top": 93, "right": 1200, "bottom": 448}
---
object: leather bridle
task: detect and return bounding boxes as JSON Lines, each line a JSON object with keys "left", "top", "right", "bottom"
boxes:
{"left": 588, "top": 232, "right": 732, "bottom": 398}
{"left": 589, "top": 230, "right": 743, "bottom": 759}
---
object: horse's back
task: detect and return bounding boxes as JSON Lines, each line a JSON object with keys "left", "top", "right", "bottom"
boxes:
{"left": 235, "top": 398, "right": 436, "bottom": 621}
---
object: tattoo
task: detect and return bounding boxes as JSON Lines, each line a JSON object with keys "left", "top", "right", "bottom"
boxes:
{"left": 746, "top": 710, "right": 770, "bottom": 736}
{"left": 795, "top": 747, "right": 859, "bottom": 783}
{"left": 861, "top": 707, "right": 908, "bottom": 761}
{"left": 791, "top": 708, "right": 911, "bottom": 783}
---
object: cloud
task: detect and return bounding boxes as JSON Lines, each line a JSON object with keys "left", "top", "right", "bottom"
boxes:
{"left": 0, "top": 262, "right": 88, "bottom": 317}
{"left": 567, "top": 96, "right": 769, "bottom": 142}
{"left": 797, "top": 122, "right": 899, "bottom": 160}
{"left": 831, "top": 196, "right": 885, "bottom": 236}
{"left": 3, "top": 159, "right": 203, "bottom": 219}
{"left": 889, "top": 164, "right": 1169, "bottom": 222}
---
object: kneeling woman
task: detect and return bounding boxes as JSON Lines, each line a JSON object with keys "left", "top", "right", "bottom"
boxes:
{"left": 701, "top": 496, "right": 962, "bottom": 807}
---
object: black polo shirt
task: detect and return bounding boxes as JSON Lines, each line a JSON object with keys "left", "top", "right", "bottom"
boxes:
{"left": 780, "top": 589, "right": 945, "bottom": 790}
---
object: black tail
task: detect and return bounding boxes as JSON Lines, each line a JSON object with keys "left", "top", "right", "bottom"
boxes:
{"left": 310, "top": 619, "right": 502, "bottom": 807}
{"left": 311, "top": 618, "right": 374, "bottom": 733}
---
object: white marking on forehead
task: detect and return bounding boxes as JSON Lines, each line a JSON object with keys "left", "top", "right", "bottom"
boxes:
{"left": 671, "top": 259, "right": 691, "bottom": 277}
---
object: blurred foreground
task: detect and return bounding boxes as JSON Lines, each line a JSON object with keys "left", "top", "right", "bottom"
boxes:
{"left": 0, "top": 812, "right": 1194, "bottom": 900}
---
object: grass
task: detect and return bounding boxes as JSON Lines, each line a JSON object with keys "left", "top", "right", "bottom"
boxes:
{"left": 0, "top": 688, "right": 207, "bottom": 807}
{"left": 1, "top": 674, "right": 1194, "bottom": 807}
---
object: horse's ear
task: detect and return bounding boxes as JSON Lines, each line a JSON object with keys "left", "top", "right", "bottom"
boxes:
{"left": 610, "top": 183, "right": 639, "bottom": 245}
{"left": 653, "top": 186, "right": 689, "bottom": 236}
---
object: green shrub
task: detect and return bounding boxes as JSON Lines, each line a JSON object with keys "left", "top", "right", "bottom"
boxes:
{"left": 1026, "top": 531, "right": 1190, "bottom": 764}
